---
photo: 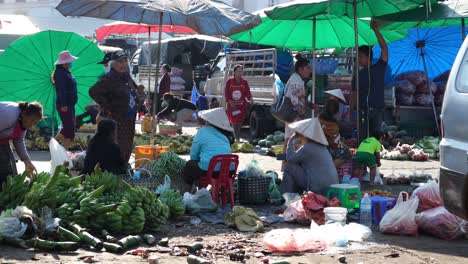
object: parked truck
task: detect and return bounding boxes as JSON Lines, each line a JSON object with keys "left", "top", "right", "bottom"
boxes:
{"left": 205, "top": 48, "right": 284, "bottom": 138}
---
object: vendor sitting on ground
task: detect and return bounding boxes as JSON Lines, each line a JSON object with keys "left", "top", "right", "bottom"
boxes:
{"left": 354, "top": 131, "right": 386, "bottom": 184}
{"left": 75, "top": 102, "right": 99, "bottom": 129}
{"left": 281, "top": 118, "right": 339, "bottom": 196}
{"left": 182, "top": 108, "right": 234, "bottom": 191}
{"left": 82, "top": 118, "right": 126, "bottom": 175}
{"left": 155, "top": 93, "right": 197, "bottom": 127}
{"left": 319, "top": 99, "right": 351, "bottom": 169}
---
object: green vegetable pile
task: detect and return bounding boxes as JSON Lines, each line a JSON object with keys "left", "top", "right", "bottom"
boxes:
{"left": 414, "top": 136, "right": 441, "bottom": 159}
{"left": 231, "top": 142, "right": 254, "bottom": 153}
{"left": 150, "top": 151, "right": 186, "bottom": 181}
{"left": 134, "top": 133, "right": 193, "bottom": 154}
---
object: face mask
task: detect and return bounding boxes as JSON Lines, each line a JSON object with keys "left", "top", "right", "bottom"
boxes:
{"left": 105, "top": 66, "right": 111, "bottom": 74}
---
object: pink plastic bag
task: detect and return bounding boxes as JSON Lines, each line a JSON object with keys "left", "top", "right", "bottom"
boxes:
{"left": 379, "top": 192, "right": 419, "bottom": 236}
{"left": 263, "top": 228, "right": 327, "bottom": 252}
{"left": 416, "top": 206, "right": 468, "bottom": 240}
{"left": 411, "top": 180, "right": 442, "bottom": 212}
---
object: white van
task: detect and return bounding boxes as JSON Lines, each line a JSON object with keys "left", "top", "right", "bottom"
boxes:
{"left": 439, "top": 37, "right": 468, "bottom": 220}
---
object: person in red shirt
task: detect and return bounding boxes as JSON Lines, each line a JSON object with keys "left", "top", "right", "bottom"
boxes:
{"left": 224, "top": 65, "right": 253, "bottom": 141}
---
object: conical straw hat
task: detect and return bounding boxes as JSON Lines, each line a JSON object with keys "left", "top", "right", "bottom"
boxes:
{"left": 198, "top": 107, "right": 234, "bottom": 132}
{"left": 324, "top": 89, "right": 346, "bottom": 103}
{"left": 288, "top": 118, "right": 328, "bottom": 146}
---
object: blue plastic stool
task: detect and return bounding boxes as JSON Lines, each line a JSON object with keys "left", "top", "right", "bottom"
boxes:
{"left": 370, "top": 196, "right": 396, "bottom": 225}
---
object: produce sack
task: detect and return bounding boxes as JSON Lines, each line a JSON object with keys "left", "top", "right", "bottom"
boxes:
{"left": 379, "top": 192, "right": 419, "bottom": 236}
{"left": 393, "top": 80, "right": 416, "bottom": 95}
{"left": 410, "top": 180, "right": 442, "bottom": 212}
{"left": 415, "top": 94, "right": 433, "bottom": 106}
{"left": 396, "top": 93, "right": 415, "bottom": 106}
{"left": 263, "top": 228, "right": 326, "bottom": 252}
{"left": 434, "top": 70, "right": 450, "bottom": 82}
{"left": 435, "top": 81, "right": 446, "bottom": 95}
{"left": 415, "top": 80, "right": 437, "bottom": 95}
{"left": 183, "top": 188, "right": 218, "bottom": 214}
{"left": 224, "top": 206, "right": 264, "bottom": 232}
{"left": 49, "top": 138, "right": 72, "bottom": 174}
{"left": 396, "top": 70, "right": 426, "bottom": 86}
{"left": 416, "top": 206, "right": 468, "bottom": 240}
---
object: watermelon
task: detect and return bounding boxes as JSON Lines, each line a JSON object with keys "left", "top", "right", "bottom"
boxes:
{"left": 258, "top": 139, "right": 267, "bottom": 147}
{"left": 266, "top": 135, "right": 274, "bottom": 141}
{"left": 274, "top": 131, "right": 284, "bottom": 136}
{"left": 266, "top": 141, "right": 275, "bottom": 148}
{"left": 273, "top": 135, "right": 284, "bottom": 143}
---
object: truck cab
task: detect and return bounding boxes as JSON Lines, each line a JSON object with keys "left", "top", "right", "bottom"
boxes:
{"left": 439, "top": 36, "right": 468, "bottom": 220}
{"left": 205, "top": 48, "right": 284, "bottom": 138}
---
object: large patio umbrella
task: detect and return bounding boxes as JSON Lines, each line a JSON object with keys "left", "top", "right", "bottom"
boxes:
{"left": 56, "top": 0, "right": 261, "bottom": 118}
{"left": 0, "top": 30, "right": 104, "bottom": 132}
{"left": 266, "top": 0, "right": 438, "bottom": 141}
{"left": 373, "top": 26, "right": 466, "bottom": 135}
{"left": 375, "top": 0, "right": 468, "bottom": 40}
{"left": 96, "top": 21, "right": 197, "bottom": 94}
{"left": 230, "top": 12, "right": 407, "bottom": 51}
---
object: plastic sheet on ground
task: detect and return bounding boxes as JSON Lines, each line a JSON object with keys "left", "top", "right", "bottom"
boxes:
{"left": 263, "top": 221, "right": 372, "bottom": 252}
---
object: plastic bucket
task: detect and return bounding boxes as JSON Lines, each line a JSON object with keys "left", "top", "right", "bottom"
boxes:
{"left": 155, "top": 146, "right": 170, "bottom": 159}
{"left": 324, "top": 207, "right": 348, "bottom": 225}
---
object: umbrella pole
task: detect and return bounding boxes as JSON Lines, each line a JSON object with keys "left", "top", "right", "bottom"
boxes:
{"left": 462, "top": 18, "right": 466, "bottom": 41}
{"left": 353, "top": 0, "right": 360, "bottom": 142}
{"left": 417, "top": 41, "right": 441, "bottom": 136}
{"left": 148, "top": 26, "right": 151, "bottom": 93}
{"left": 312, "top": 16, "right": 317, "bottom": 118}
{"left": 152, "top": 12, "right": 164, "bottom": 138}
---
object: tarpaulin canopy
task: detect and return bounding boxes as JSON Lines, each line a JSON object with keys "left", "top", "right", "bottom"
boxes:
{"left": 138, "top": 35, "right": 225, "bottom": 66}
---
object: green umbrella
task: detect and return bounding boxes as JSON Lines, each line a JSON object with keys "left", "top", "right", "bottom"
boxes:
{"left": 375, "top": 0, "right": 468, "bottom": 39}
{"left": 265, "top": 0, "right": 438, "bottom": 141}
{"left": 230, "top": 13, "right": 407, "bottom": 51}
{"left": 0, "top": 30, "right": 104, "bottom": 128}
{"left": 265, "top": 0, "right": 439, "bottom": 20}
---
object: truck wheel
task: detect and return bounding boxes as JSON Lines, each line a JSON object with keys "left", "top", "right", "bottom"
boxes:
{"left": 249, "top": 110, "right": 265, "bottom": 139}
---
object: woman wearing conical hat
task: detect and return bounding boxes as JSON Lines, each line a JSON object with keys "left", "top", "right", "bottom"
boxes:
{"left": 280, "top": 118, "right": 339, "bottom": 195}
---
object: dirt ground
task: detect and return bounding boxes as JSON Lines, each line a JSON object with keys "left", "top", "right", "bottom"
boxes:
{"left": 4, "top": 127, "right": 466, "bottom": 264}
{"left": 1, "top": 220, "right": 467, "bottom": 264}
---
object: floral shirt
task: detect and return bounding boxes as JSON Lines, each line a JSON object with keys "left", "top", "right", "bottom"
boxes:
{"left": 284, "top": 72, "right": 306, "bottom": 117}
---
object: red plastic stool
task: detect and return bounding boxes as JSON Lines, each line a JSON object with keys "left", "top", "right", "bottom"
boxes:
{"left": 198, "top": 154, "right": 239, "bottom": 208}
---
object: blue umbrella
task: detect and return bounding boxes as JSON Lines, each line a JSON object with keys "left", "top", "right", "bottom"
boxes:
{"left": 373, "top": 26, "right": 465, "bottom": 81}
{"left": 373, "top": 26, "right": 466, "bottom": 135}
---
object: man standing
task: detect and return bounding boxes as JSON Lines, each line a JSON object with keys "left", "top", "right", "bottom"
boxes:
{"left": 351, "top": 20, "right": 388, "bottom": 141}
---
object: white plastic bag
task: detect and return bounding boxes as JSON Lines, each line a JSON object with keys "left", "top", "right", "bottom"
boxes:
{"left": 155, "top": 175, "right": 171, "bottom": 194}
{"left": 49, "top": 139, "right": 72, "bottom": 174}
{"left": 183, "top": 188, "right": 218, "bottom": 214}
{"left": 0, "top": 217, "right": 28, "bottom": 238}
{"left": 379, "top": 192, "right": 419, "bottom": 236}
{"left": 374, "top": 168, "right": 384, "bottom": 185}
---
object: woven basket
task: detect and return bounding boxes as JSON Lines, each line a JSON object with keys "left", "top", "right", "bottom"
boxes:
{"left": 123, "top": 158, "right": 162, "bottom": 190}
{"left": 238, "top": 176, "right": 271, "bottom": 205}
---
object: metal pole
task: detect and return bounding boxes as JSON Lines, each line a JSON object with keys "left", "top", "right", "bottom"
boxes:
{"left": 312, "top": 16, "right": 317, "bottom": 118}
{"left": 353, "top": 0, "right": 360, "bottom": 142}
{"left": 417, "top": 41, "right": 440, "bottom": 136}
{"left": 462, "top": 18, "right": 466, "bottom": 41}
{"left": 147, "top": 26, "right": 151, "bottom": 92}
{"left": 151, "top": 12, "right": 164, "bottom": 137}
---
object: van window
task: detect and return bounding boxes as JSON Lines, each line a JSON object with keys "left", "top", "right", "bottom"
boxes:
{"left": 213, "top": 56, "right": 226, "bottom": 73}
{"left": 456, "top": 49, "right": 468, "bottom": 93}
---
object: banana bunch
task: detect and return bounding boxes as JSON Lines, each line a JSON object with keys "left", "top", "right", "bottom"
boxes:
{"left": 0, "top": 173, "right": 31, "bottom": 211}
{"left": 56, "top": 202, "right": 77, "bottom": 223}
{"left": 140, "top": 188, "right": 169, "bottom": 232}
{"left": 118, "top": 188, "right": 146, "bottom": 234}
{"left": 159, "top": 190, "right": 185, "bottom": 219}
